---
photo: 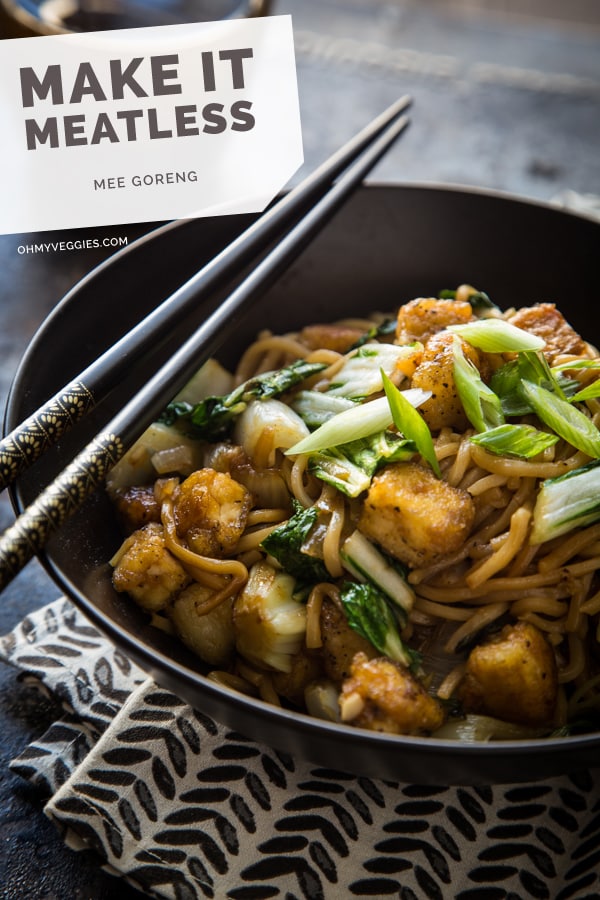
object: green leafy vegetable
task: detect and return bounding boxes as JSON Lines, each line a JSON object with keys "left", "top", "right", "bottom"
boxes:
{"left": 520, "top": 379, "right": 600, "bottom": 458}
{"left": 381, "top": 369, "right": 441, "bottom": 477}
{"left": 438, "top": 287, "right": 498, "bottom": 312}
{"left": 327, "top": 342, "right": 419, "bottom": 400}
{"left": 340, "top": 581, "right": 420, "bottom": 670}
{"left": 452, "top": 337, "right": 505, "bottom": 432}
{"left": 308, "top": 431, "right": 415, "bottom": 497}
{"left": 260, "top": 500, "right": 329, "bottom": 584}
{"left": 491, "top": 353, "right": 579, "bottom": 416}
{"left": 531, "top": 460, "right": 600, "bottom": 543}
{"left": 447, "top": 318, "right": 546, "bottom": 352}
{"left": 159, "top": 360, "right": 326, "bottom": 440}
{"left": 349, "top": 318, "right": 397, "bottom": 350}
{"left": 470, "top": 424, "right": 559, "bottom": 458}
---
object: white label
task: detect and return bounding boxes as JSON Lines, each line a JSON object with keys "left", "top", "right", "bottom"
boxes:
{"left": 0, "top": 16, "right": 302, "bottom": 234}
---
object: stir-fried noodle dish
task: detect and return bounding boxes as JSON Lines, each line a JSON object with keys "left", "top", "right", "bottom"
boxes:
{"left": 109, "top": 285, "right": 600, "bottom": 740}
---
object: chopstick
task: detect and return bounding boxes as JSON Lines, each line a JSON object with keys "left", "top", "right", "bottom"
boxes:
{"left": 0, "top": 101, "right": 411, "bottom": 591}
{"left": 0, "top": 94, "right": 411, "bottom": 495}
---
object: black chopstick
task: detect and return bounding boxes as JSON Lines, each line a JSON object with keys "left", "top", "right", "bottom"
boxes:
{"left": 0, "top": 95, "right": 411, "bottom": 495}
{"left": 0, "top": 103, "right": 411, "bottom": 591}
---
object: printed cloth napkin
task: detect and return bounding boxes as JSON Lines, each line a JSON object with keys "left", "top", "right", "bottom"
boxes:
{"left": 1, "top": 596, "right": 600, "bottom": 900}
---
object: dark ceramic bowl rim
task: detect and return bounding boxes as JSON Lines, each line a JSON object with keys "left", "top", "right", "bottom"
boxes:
{"left": 6, "top": 181, "right": 600, "bottom": 780}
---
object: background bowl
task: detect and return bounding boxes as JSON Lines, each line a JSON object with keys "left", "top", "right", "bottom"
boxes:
{"left": 6, "top": 183, "right": 600, "bottom": 784}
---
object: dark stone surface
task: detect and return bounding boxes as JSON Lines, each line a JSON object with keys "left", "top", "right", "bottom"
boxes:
{"left": 0, "top": 0, "right": 599, "bottom": 896}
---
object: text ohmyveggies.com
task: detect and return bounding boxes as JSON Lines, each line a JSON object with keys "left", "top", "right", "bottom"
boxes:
{"left": 17, "top": 236, "right": 128, "bottom": 254}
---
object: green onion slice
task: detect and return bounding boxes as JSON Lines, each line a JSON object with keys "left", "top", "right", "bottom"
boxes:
{"left": 381, "top": 370, "right": 441, "bottom": 477}
{"left": 452, "top": 337, "right": 505, "bottom": 432}
{"left": 520, "top": 379, "right": 600, "bottom": 458}
{"left": 286, "top": 389, "right": 430, "bottom": 455}
{"left": 447, "top": 319, "right": 545, "bottom": 353}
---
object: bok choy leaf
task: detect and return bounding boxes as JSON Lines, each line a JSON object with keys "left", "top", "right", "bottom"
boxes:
{"left": 308, "top": 431, "right": 415, "bottom": 497}
{"left": 340, "top": 581, "right": 420, "bottom": 670}
{"left": 327, "top": 342, "right": 419, "bottom": 400}
{"left": 470, "top": 424, "right": 558, "bottom": 458}
{"left": 531, "top": 460, "right": 600, "bottom": 543}
{"left": 159, "top": 359, "right": 326, "bottom": 440}
{"left": 260, "top": 500, "right": 329, "bottom": 584}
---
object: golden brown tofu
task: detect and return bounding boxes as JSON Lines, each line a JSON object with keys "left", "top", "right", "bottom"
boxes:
{"left": 358, "top": 462, "right": 476, "bottom": 568}
{"left": 320, "top": 598, "right": 378, "bottom": 684}
{"left": 299, "top": 324, "right": 365, "bottom": 353}
{"left": 508, "top": 303, "right": 587, "bottom": 364}
{"left": 396, "top": 297, "right": 474, "bottom": 345}
{"left": 173, "top": 468, "right": 252, "bottom": 557}
{"left": 411, "top": 331, "right": 488, "bottom": 431}
{"left": 112, "top": 522, "right": 190, "bottom": 611}
{"left": 339, "top": 652, "right": 445, "bottom": 735}
{"left": 113, "top": 485, "right": 161, "bottom": 534}
{"left": 457, "top": 621, "right": 558, "bottom": 726}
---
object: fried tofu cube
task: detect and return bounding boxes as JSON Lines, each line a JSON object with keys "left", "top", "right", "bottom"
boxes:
{"left": 339, "top": 652, "right": 445, "bottom": 735}
{"left": 112, "top": 522, "right": 190, "bottom": 611}
{"left": 358, "top": 462, "right": 476, "bottom": 567}
{"left": 457, "top": 621, "right": 558, "bottom": 726}
{"left": 508, "top": 303, "right": 587, "bottom": 364}
{"left": 173, "top": 468, "right": 252, "bottom": 557}
{"left": 396, "top": 297, "right": 474, "bottom": 345}
{"left": 411, "top": 331, "right": 489, "bottom": 431}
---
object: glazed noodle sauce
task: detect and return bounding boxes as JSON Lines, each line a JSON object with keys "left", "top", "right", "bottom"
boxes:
{"left": 108, "top": 286, "right": 600, "bottom": 740}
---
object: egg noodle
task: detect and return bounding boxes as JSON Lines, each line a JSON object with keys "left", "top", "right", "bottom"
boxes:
{"left": 109, "top": 295, "right": 600, "bottom": 737}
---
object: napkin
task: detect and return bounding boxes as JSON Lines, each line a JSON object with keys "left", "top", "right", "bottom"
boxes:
{"left": 2, "top": 597, "right": 600, "bottom": 899}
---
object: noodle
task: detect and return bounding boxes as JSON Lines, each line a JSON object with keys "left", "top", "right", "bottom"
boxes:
{"left": 108, "top": 291, "right": 600, "bottom": 739}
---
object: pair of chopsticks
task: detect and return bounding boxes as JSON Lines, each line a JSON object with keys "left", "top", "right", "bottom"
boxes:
{"left": 0, "top": 96, "right": 411, "bottom": 591}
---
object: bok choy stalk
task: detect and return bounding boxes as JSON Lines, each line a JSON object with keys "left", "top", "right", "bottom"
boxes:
{"left": 530, "top": 459, "right": 600, "bottom": 543}
{"left": 340, "top": 529, "right": 415, "bottom": 615}
{"left": 291, "top": 391, "right": 356, "bottom": 429}
{"left": 260, "top": 500, "right": 329, "bottom": 585}
{"left": 159, "top": 359, "right": 326, "bottom": 440}
{"left": 308, "top": 431, "right": 416, "bottom": 498}
{"left": 340, "top": 581, "right": 420, "bottom": 671}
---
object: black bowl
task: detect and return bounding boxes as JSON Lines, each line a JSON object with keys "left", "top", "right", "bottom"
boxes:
{"left": 6, "top": 183, "right": 600, "bottom": 784}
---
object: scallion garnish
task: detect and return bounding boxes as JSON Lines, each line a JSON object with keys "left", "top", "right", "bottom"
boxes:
{"left": 286, "top": 389, "right": 430, "bottom": 455}
{"left": 447, "top": 319, "right": 545, "bottom": 353}
{"left": 520, "top": 379, "right": 600, "bottom": 458}
{"left": 452, "top": 337, "right": 505, "bottom": 432}
{"left": 381, "top": 369, "right": 441, "bottom": 477}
